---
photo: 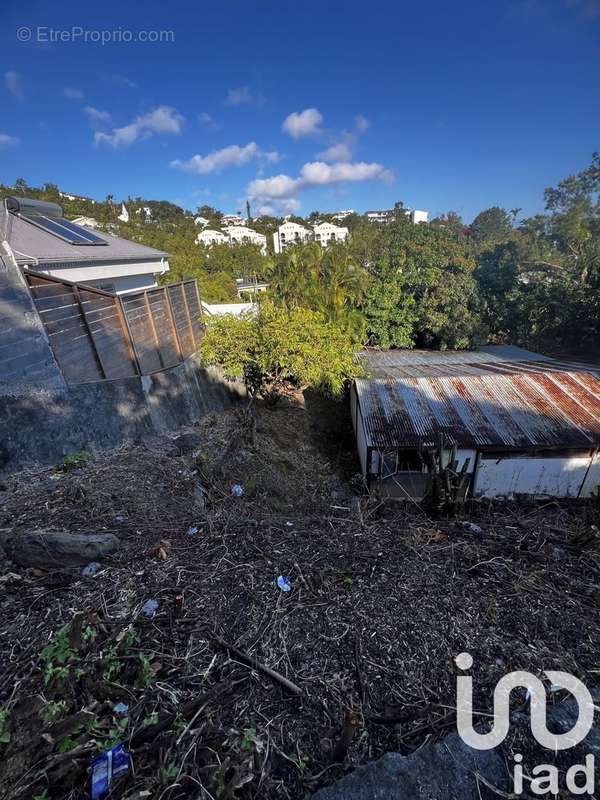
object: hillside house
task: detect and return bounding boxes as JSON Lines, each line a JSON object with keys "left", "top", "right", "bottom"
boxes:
{"left": 1, "top": 196, "right": 169, "bottom": 294}
{"left": 273, "top": 221, "right": 312, "bottom": 253}
{"left": 313, "top": 221, "right": 349, "bottom": 245}
{"left": 225, "top": 225, "right": 267, "bottom": 254}
{"left": 352, "top": 346, "right": 600, "bottom": 500}
{"left": 196, "top": 229, "right": 229, "bottom": 247}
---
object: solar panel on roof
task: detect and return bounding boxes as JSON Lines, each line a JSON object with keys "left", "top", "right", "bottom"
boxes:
{"left": 19, "top": 213, "right": 108, "bottom": 246}
{"left": 49, "top": 217, "right": 108, "bottom": 244}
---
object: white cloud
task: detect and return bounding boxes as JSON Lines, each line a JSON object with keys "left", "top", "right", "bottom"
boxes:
{"left": 248, "top": 160, "right": 393, "bottom": 206}
{"left": 225, "top": 86, "right": 264, "bottom": 106}
{"left": 198, "top": 112, "right": 222, "bottom": 130}
{"left": 171, "top": 142, "right": 279, "bottom": 175}
{"left": 0, "top": 133, "right": 20, "bottom": 149}
{"left": 282, "top": 108, "right": 323, "bottom": 139}
{"left": 84, "top": 106, "right": 112, "bottom": 126}
{"left": 5, "top": 71, "right": 24, "bottom": 102}
{"left": 248, "top": 173, "right": 300, "bottom": 199}
{"left": 110, "top": 74, "right": 137, "bottom": 89}
{"left": 257, "top": 197, "right": 302, "bottom": 217}
{"left": 316, "top": 141, "right": 353, "bottom": 162}
{"left": 300, "top": 161, "right": 393, "bottom": 185}
{"left": 64, "top": 87, "right": 84, "bottom": 100}
{"left": 94, "top": 106, "right": 184, "bottom": 148}
{"left": 355, "top": 114, "right": 371, "bottom": 133}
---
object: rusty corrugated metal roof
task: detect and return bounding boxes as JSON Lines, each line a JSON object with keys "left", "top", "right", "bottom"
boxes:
{"left": 355, "top": 362, "right": 600, "bottom": 451}
{"left": 358, "top": 345, "right": 600, "bottom": 380}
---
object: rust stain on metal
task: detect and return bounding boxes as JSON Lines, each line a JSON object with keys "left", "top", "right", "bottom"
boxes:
{"left": 356, "top": 348, "right": 600, "bottom": 452}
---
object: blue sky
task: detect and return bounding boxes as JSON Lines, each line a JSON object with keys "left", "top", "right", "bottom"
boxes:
{"left": 1, "top": 0, "right": 599, "bottom": 221}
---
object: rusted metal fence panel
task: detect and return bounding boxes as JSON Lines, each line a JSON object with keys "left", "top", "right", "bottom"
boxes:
{"left": 24, "top": 271, "right": 204, "bottom": 385}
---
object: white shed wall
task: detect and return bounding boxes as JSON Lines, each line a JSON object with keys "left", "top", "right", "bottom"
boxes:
{"left": 580, "top": 451, "right": 600, "bottom": 498}
{"left": 472, "top": 453, "right": 595, "bottom": 499}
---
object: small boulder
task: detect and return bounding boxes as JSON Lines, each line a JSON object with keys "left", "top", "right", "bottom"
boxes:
{"left": 4, "top": 529, "right": 119, "bottom": 569}
{"left": 173, "top": 433, "right": 203, "bottom": 455}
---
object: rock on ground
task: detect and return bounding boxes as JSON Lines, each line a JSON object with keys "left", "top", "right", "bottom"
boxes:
{"left": 0, "top": 529, "right": 119, "bottom": 568}
{"left": 310, "top": 691, "right": 600, "bottom": 800}
{"left": 309, "top": 732, "right": 505, "bottom": 800}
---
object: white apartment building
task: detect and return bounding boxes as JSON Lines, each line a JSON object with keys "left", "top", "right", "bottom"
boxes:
{"left": 274, "top": 220, "right": 350, "bottom": 253}
{"left": 196, "top": 229, "right": 229, "bottom": 247}
{"left": 313, "top": 222, "right": 349, "bottom": 245}
{"left": 221, "top": 214, "right": 246, "bottom": 226}
{"left": 226, "top": 225, "right": 267, "bottom": 255}
{"left": 196, "top": 226, "right": 267, "bottom": 254}
{"left": 273, "top": 221, "right": 312, "bottom": 254}
{"left": 410, "top": 209, "right": 429, "bottom": 224}
{"left": 365, "top": 207, "right": 429, "bottom": 224}
{"left": 194, "top": 216, "right": 210, "bottom": 227}
{"left": 331, "top": 209, "right": 355, "bottom": 221}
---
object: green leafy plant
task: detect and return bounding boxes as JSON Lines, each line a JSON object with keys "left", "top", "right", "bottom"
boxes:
{"left": 39, "top": 700, "right": 67, "bottom": 724}
{"left": 56, "top": 736, "right": 78, "bottom": 753}
{"left": 0, "top": 709, "right": 11, "bottom": 745}
{"left": 239, "top": 728, "right": 262, "bottom": 752}
{"left": 160, "top": 762, "right": 179, "bottom": 783}
{"left": 98, "top": 716, "right": 129, "bottom": 750}
{"left": 56, "top": 450, "right": 91, "bottom": 472}
{"left": 41, "top": 625, "right": 78, "bottom": 685}
{"left": 137, "top": 652, "right": 155, "bottom": 687}
{"left": 143, "top": 711, "right": 159, "bottom": 727}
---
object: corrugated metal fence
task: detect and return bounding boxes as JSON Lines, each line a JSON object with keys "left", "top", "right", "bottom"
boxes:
{"left": 25, "top": 271, "right": 204, "bottom": 384}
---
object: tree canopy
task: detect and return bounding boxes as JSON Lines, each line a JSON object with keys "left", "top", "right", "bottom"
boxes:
{"left": 200, "top": 302, "right": 359, "bottom": 401}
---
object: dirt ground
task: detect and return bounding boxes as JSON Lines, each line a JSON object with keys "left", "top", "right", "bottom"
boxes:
{"left": 0, "top": 392, "right": 599, "bottom": 800}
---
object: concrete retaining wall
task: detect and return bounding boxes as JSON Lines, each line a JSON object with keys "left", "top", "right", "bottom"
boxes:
{"left": 0, "top": 355, "right": 245, "bottom": 473}
{"left": 0, "top": 250, "right": 65, "bottom": 391}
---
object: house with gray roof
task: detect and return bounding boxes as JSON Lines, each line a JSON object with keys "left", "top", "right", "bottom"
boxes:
{"left": 0, "top": 196, "right": 169, "bottom": 294}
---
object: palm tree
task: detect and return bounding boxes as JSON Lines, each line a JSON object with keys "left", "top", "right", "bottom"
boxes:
{"left": 264, "top": 242, "right": 370, "bottom": 340}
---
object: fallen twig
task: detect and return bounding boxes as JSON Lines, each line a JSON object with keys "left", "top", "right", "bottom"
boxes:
{"left": 210, "top": 635, "right": 303, "bottom": 697}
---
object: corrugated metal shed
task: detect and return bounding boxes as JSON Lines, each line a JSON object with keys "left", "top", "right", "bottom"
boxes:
{"left": 356, "top": 348, "right": 600, "bottom": 451}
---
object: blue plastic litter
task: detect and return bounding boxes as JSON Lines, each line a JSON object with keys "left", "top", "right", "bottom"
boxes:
{"left": 277, "top": 575, "right": 292, "bottom": 593}
{"left": 187, "top": 526, "right": 199, "bottom": 536}
{"left": 231, "top": 484, "right": 244, "bottom": 498}
{"left": 91, "top": 744, "right": 130, "bottom": 799}
{"left": 113, "top": 702, "right": 129, "bottom": 716}
{"left": 81, "top": 562, "right": 101, "bottom": 578}
{"left": 141, "top": 599, "right": 159, "bottom": 618}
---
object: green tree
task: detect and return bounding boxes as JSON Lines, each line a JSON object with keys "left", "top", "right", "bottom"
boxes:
{"left": 362, "top": 217, "right": 481, "bottom": 349}
{"left": 200, "top": 302, "right": 359, "bottom": 402}
{"left": 265, "top": 242, "right": 370, "bottom": 340}
{"left": 470, "top": 207, "right": 513, "bottom": 247}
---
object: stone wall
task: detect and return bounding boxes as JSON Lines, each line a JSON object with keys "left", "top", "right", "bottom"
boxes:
{"left": 0, "top": 355, "right": 245, "bottom": 473}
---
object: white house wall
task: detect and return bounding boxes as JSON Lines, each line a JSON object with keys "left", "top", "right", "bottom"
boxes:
{"left": 34, "top": 260, "right": 166, "bottom": 285}
{"left": 472, "top": 453, "right": 595, "bottom": 499}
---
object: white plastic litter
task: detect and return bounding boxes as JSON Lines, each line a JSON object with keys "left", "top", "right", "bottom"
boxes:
{"left": 460, "top": 521, "right": 482, "bottom": 534}
{"left": 81, "top": 562, "right": 101, "bottom": 578}
{"left": 141, "top": 599, "right": 159, "bottom": 618}
{"left": 277, "top": 575, "right": 292, "bottom": 592}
